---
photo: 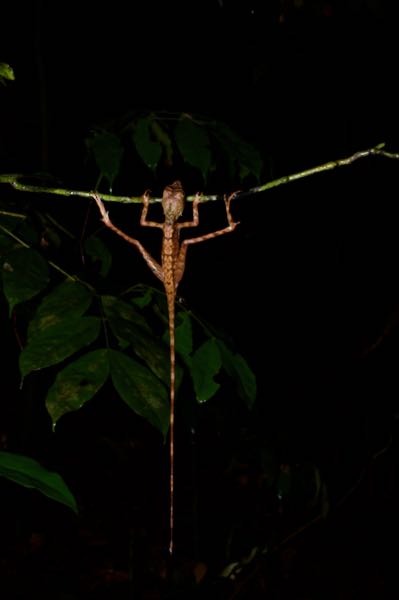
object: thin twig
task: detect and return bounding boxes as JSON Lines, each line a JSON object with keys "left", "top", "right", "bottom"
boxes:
{"left": 0, "top": 143, "right": 397, "bottom": 205}
{"left": 240, "top": 143, "right": 398, "bottom": 198}
{"left": 0, "top": 222, "right": 85, "bottom": 284}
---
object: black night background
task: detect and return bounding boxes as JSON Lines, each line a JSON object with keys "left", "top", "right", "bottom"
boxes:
{"left": 1, "top": 1, "right": 399, "bottom": 598}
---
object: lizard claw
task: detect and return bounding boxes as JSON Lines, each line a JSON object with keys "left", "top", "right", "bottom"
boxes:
{"left": 143, "top": 189, "right": 151, "bottom": 206}
{"left": 92, "top": 191, "right": 109, "bottom": 221}
{"left": 193, "top": 192, "right": 202, "bottom": 206}
{"left": 224, "top": 191, "right": 240, "bottom": 229}
{"left": 226, "top": 190, "right": 241, "bottom": 204}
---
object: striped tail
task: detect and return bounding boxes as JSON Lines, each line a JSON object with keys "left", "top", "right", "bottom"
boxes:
{"left": 167, "top": 295, "right": 176, "bottom": 556}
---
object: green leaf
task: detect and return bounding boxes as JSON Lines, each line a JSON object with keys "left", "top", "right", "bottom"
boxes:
{"left": 130, "top": 285, "right": 153, "bottom": 308}
{"left": 175, "top": 311, "right": 193, "bottom": 358}
{"left": 151, "top": 120, "right": 173, "bottom": 165}
{"left": 86, "top": 131, "right": 123, "bottom": 189}
{"left": 103, "top": 295, "right": 182, "bottom": 388}
{"left": 217, "top": 340, "right": 257, "bottom": 409}
{"left": 191, "top": 338, "right": 222, "bottom": 403}
{"left": 175, "top": 117, "right": 211, "bottom": 182}
{"left": 20, "top": 317, "right": 101, "bottom": 377}
{"left": 28, "top": 279, "right": 93, "bottom": 340}
{"left": 163, "top": 310, "right": 193, "bottom": 360}
{"left": 2, "top": 247, "right": 49, "bottom": 315}
{"left": 84, "top": 235, "right": 112, "bottom": 277}
{"left": 0, "top": 451, "right": 77, "bottom": 513}
{"left": 109, "top": 349, "right": 169, "bottom": 436}
{"left": 210, "top": 122, "right": 262, "bottom": 182}
{"left": 133, "top": 117, "right": 162, "bottom": 171}
{"left": 102, "top": 294, "right": 151, "bottom": 333}
{"left": 46, "top": 349, "right": 109, "bottom": 427}
{"left": 0, "top": 63, "right": 15, "bottom": 84}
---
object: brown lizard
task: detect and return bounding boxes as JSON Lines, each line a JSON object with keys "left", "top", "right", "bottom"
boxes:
{"left": 93, "top": 181, "right": 239, "bottom": 555}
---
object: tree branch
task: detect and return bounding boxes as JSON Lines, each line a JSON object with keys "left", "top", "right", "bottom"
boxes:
{"left": 0, "top": 144, "right": 398, "bottom": 204}
{"left": 0, "top": 175, "right": 138, "bottom": 204}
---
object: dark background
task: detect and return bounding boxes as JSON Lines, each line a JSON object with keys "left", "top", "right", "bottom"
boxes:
{"left": 1, "top": 1, "right": 399, "bottom": 598}
{"left": 2, "top": 1, "right": 398, "bottom": 175}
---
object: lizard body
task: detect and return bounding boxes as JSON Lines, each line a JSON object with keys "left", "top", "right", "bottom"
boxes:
{"left": 93, "top": 181, "right": 238, "bottom": 555}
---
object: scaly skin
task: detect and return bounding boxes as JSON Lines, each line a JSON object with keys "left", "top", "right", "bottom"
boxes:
{"left": 93, "top": 181, "right": 239, "bottom": 556}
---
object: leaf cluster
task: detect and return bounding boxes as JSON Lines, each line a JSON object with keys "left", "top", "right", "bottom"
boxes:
{"left": 0, "top": 197, "right": 256, "bottom": 509}
{"left": 86, "top": 111, "right": 263, "bottom": 190}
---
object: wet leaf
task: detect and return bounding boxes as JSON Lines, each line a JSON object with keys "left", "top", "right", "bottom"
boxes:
{"left": 84, "top": 235, "right": 112, "bottom": 277}
{"left": 86, "top": 131, "right": 123, "bottom": 189}
{"left": 0, "top": 451, "right": 77, "bottom": 513}
{"left": 151, "top": 120, "right": 173, "bottom": 164}
{"left": 133, "top": 117, "right": 162, "bottom": 171}
{"left": 20, "top": 317, "right": 101, "bottom": 377}
{"left": 175, "top": 311, "right": 193, "bottom": 358}
{"left": 46, "top": 349, "right": 109, "bottom": 427}
{"left": 191, "top": 338, "right": 222, "bottom": 403}
{"left": 2, "top": 247, "right": 49, "bottom": 315}
{"left": 210, "top": 122, "right": 262, "bottom": 182}
{"left": 217, "top": 340, "right": 256, "bottom": 409}
{"left": 103, "top": 295, "right": 182, "bottom": 388}
{"left": 130, "top": 286, "right": 153, "bottom": 308}
{"left": 109, "top": 349, "right": 169, "bottom": 436}
{"left": 28, "top": 279, "right": 93, "bottom": 340}
{"left": 163, "top": 310, "right": 193, "bottom": 360}
{"left": 175, "top": 117, "right": 211, "bottom": 182}
{"left": 102, "top": 295, "right": 151, "bottom": 332}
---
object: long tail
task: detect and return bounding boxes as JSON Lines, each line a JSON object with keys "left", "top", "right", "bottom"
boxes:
{"left": 167, "top": 297, "right": 176, "bottom": 556}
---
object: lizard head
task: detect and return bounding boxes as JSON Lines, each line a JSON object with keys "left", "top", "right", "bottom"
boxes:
{"left": 162, "top": 181, "right": 185, "bottom": 221}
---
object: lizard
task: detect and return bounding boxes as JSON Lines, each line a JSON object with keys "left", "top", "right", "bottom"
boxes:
{"left": 93, "top": 181, "right": 239, "bottom": 555}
